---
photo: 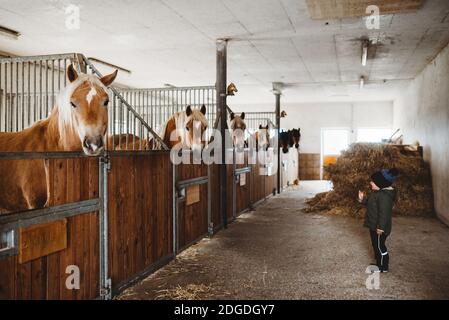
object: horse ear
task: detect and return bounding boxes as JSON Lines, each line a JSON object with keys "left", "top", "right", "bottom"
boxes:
{"left": 200, "top": 104, "right": 206, "bottom": 115}
{"left": 240, "top": 112, "right": 245, "bottom": 120}
{"left": 100, "top": 70, "right": 118, "bottom": 87}
{"left": 67, "top": 64, "right": 78, "bottom": 83}
{"left": 186, "top": 105, "right": 192, "bottom": 116}
{"left": 230, "top": 112, "right": 235, "bottom": 120}
{"left": 259, "top": 124, "right": 262, "bottom": 129}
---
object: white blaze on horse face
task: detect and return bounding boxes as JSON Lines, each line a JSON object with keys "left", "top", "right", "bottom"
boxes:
{"left": 86, "top": 86, "right": 97, "bottom": 105}
{"left": 188, "top": 120, "right": 203, "bottom": 152}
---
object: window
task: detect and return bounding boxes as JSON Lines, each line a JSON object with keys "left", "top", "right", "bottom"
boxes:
{"left": 357, "top": 128, "right": 392, "bottom": 143}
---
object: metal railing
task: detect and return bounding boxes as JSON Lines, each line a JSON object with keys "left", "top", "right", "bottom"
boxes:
{"left": 0, "top": 53, "right": 170, "bottom": 151}
{"left": 115, "top": 86, "right": 217, "bottom": 143}
{"left": 0, "top": 53, "right": 78, "bottom": 132}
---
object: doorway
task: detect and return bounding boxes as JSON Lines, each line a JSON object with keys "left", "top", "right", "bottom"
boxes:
{"left": 320, "top": 128, "right": 350, "bottom": 180}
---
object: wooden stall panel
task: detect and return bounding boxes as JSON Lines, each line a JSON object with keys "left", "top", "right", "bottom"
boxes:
{"left": 108, "top": 153, "right": 173, "bottom": 292}
{"left": 177, "top": 159, "right": 209, "bottom": 250}
{"left": 0, "top": 157, "right": 100, "bottom": 300}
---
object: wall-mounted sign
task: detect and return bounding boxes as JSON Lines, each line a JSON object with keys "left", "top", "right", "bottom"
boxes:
{"left": 186, "top": 185, "right": 200, "bottom": 206}
{"left": 19, "top": 219, "right": 67, "bottom": 264}
{"left": 240, "top": 173, "right": 246, "bottom": 186}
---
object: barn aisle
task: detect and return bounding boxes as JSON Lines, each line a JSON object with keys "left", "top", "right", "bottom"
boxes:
{"left": 118, "top": 181, "right": 449, "bottom": 300}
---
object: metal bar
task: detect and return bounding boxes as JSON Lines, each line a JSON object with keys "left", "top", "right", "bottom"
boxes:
{"left": 207, "top": 164, "right": 212, "bottom": 236}
{"left": 217, "top": 39, "right": 228, "bottom": 228}
{"left": 99, "top": 155, "right": 111, "bottom": 300}
{"left": 0, "top": 53, "right": 77, "bottom": 64}
{"left": 176, "top": 176, "right": 209, "bottom": 189}
{"left": 15, "top": 61, "right": 18, "bottom": 131}
{"left": 81, "top": 56, "right": 169, "bottom": 150}
{"left": 234, "top": 167, "right": 251, "bottom": 175}
{"left": 275, "top": 92, "right": 281, "bottom": 194}
{"left": 172, "top": 163, "right": 178, "bottom": 254}
{"left": 0, "top": 151, "right": 89, "bottom": 160}
{"left": 0, "top": 199, "right": 100, "bottom": 230}
{"left": 21, "top": 61, "right": 24, "bottom": 130}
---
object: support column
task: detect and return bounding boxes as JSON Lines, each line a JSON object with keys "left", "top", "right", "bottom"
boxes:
{"left": 275, "top": 92, "right": 281, "bottom": 194}
{"left": 217, "top": 39, "right": 228, "bottom": 229}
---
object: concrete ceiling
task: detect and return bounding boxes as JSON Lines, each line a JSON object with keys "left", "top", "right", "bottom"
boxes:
{"left": 0, "top": 0, "right": 448, "bottom": 105}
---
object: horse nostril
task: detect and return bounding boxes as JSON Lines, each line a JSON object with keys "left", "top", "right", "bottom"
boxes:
{"left": 97, "top": 138, "right": 104, "bottom": 148}
{"left": 83, "top": 137, "right": 90, "bottom": 149}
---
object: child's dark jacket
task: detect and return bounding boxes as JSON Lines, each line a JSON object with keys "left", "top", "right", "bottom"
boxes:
{"left": 363, "top": 187, "right": 395, "bottom": 236}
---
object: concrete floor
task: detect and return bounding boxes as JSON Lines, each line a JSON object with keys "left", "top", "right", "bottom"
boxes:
{"left": 118, "top": 181, "right": 449, "bottom": 300}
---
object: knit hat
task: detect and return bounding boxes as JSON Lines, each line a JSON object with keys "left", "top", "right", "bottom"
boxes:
{"left": 371, "top": 168, "right": 399, "bottom": 189}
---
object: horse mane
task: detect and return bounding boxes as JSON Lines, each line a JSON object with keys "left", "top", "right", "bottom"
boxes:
{"left": 187, "top": 109, "right": 208, "bottom": 127}
{"left": 55, "top": 74, "right": 107, "bottom": 146}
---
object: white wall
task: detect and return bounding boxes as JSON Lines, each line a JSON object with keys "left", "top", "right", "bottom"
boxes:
{"left": 234, "top": 101, "right": 394, "bottom": 154}
{"left": 393, "top": 43, "right": 449, "bottom": 226}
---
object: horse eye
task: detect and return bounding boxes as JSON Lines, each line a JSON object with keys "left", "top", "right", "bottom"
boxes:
{"left": 70, "top": 102, "right": 77, "bottom": 108}
{"left": 185, "top": 127, "right": 189, "bottom": 131}
{"left": 104, "top": 100, "right": 109, "bottom": 107}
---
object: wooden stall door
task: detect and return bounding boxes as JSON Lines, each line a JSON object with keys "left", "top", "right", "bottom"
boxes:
{"left": 177, "top": 160, "right": 209, "bottom": 251}
{"left": 107, "top": 152, "right": 173, "bottom": 293}
{"left": 0, "top": 157, "right": 100, "bottom": 300}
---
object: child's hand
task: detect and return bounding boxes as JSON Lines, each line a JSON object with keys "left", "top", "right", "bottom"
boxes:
{"left": 358, "top": 190, "right": 365, "bottom": 202}
{"left": 376, "top": 229, "right": 384, "bottom": 235}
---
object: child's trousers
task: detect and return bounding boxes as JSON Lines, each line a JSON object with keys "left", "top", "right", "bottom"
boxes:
{"left": 369, "top": 230, "right": 389, "bottom": 271}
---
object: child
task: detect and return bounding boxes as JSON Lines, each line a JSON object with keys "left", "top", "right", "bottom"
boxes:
{"left": 358, "top": 168, "right": 399, "bottom": 273}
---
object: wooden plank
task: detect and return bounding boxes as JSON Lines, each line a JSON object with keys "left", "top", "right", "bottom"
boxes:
{"left": 19, "top": 219, "right": 67, "bottom": 264}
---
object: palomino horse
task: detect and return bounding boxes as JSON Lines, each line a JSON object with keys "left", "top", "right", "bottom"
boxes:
{"left": 0, "top": 64, "right": 117, "bottom": 212}
{"left": 255, "top": 124, "right": 270, "bottom": 151}
{"left": 107, "top": 134, "right": 150, "bottom": 151}
{"left": 229, "top": 112, "right": 246, "bottom": 151}
{"left": 157, "top": 105, "right": 208, "bottom": 150}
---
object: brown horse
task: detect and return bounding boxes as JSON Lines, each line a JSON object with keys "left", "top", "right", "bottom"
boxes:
{"left": 156, "top": 105, "right": 208, "bottom": 150}
{"left": 0, "top": 64, "right": 117, "bottom": 212}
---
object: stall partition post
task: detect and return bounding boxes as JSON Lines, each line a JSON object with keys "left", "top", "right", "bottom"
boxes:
{"left": 216, "top": 39, "right": 228, "bottom": 229}
{"left": 275, "top": 92, "right": 281, "bottom": 194}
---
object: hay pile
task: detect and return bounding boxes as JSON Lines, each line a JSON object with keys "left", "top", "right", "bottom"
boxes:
{"left": 304, "top": 143, "right": 434, "bottom": 218}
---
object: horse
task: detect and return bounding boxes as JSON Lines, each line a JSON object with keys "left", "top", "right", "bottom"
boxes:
{"left": 291, "top": 128, "right": 301, "bottom": 149}
{"left": 107, "top": 134, "right": 150, "bottom": 151}
{"left": 255, "top": 124, "right": 270, "bottom": 151}
{"left": 229, "top": 112, "right": 246, "bottom": 152}
{"left": 157, "top": 105, "right": 208, "bottom": 151}
{"left": 279, "top": 130, "right": 290, "bottom": 154}
{"left": 0, "top": 64, "right": 117, "bottom": 212}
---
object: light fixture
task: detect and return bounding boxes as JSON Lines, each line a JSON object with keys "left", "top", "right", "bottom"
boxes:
{"left": 359, "top": 76, "right": 365, "bottom": 89}
{"left": 361, "top": 40, "right": 369, "bottom": 66}
{"left": 0, "top": 25, "right": 20, "bottom": 40}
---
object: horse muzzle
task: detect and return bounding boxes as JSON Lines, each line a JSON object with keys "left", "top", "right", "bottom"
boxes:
{"left": 83, "top": 136, "right": 104, "bottom": 156}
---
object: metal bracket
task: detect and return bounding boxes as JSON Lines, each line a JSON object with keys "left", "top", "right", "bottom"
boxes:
{"left": 0, "top": 229, "right": 17, "bottom": 258}
{"left": 100, "top": 278, "right": 112, "bottom": 300}
{"left": 208, "top": 222, "right": 214, "bottom": 236}
{"left": 101, "top": 154, "right": 111, "bottom": 172}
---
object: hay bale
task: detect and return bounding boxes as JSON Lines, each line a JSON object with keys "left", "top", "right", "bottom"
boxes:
{"left": 304, "top": 143, "right": 434, "bottom": 218}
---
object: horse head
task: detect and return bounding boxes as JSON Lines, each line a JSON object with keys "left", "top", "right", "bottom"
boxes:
{"left": 184, "top": 105, "right": 208, "bottom": 151}
{"left": 279, "top": 131, "right": 290, "bottom": 154}
{"left": 229, "top": 112, "right": 246, "bottom": 152}
{"left": 257, "top": 124, "right": 270, "bottom": 151}
{"left": 57, "top": 64, "right": 117, "bottom": 156}
{"left": 291, "top": 128, "right": 301, "bottom": 149}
